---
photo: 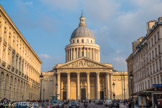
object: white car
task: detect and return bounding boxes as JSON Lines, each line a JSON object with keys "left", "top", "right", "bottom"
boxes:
{"left": 103, "top": 99, "right": 112, "bottom": 107}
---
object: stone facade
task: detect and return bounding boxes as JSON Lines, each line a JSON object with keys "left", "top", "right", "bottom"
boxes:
{"left": 0, "top": 5, "right": 42, "bottom": 101}
{"left": 42, "top": 14, "right": 128, "bottom": 101}
{"left": 126, "top": 17, "right": 162, "bottom": 98}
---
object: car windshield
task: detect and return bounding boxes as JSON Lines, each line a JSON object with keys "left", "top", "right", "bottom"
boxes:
{"left": 58, "top": 101, "right": 62, "bottom": 104}
{"left": 71, "top": 101, "right": 76, "bottom": 105}
{"left": 107, "top": 100, "right": 112, "bottom": 102}
{"left": 53, "top": 101, "right": 57, "bottom": 104}
{"left": 113, "top": 100, "right": 118, "bottom": 103}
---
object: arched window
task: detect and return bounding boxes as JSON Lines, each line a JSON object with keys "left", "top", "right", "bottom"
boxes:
{"left": 73, "top": 40, "right": 75, "bottom": 43}
{"left": 77, "top": 39, "right": 79, "bottom": 43}
{"left": 91, "top": 40, "right": 93, "bottom": 43}
{"left": 82, "top": 39, "right": 84, "bottom": 43}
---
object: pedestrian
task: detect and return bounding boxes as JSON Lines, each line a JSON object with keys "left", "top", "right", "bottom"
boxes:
{"left": 128, "top": 101, "right": 132, "bottom": 108}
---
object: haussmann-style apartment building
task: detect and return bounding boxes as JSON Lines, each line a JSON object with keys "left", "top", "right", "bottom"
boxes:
{"left": 0, "top": 5, "right": 42, "bottom": 101}
{"left": 126, "top": 16, "right": 162, "bottom": 106}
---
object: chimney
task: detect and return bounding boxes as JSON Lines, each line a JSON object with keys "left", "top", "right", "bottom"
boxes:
{"left": 158, "top": 16, "right": 162, "bottom": 23}
{"left": 147, "top": 20, "right": 157, "bottom": 34}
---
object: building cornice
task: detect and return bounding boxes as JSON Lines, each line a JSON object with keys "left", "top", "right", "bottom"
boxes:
{"left": 0, "top": 5, "right": 42, "bottom": 63}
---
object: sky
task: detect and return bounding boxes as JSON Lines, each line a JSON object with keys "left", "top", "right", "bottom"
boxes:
{"left": 1, "top": 0, "right": 162, "bottom": 72}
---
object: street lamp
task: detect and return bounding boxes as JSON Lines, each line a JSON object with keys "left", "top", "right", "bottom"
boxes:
{"left": 104, "top": 87, "right": 106, "bottom": 100}
{"left": 112, "top": 82, "right": 115, "bottom": 99}
{"left": 43, "top": 89, "right": 45, "bottom": 101}
{"left": 129, "top": 72, "right": 134, "bottom": 108}
{"left": 40, "top": 72, "right": 43, "bottom": 101}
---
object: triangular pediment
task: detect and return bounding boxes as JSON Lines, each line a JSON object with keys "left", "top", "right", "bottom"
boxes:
{"left": 57, "top": 57, "right": 112, "bottom": 69}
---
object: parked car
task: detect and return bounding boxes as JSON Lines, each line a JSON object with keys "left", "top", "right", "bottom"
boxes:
{"left": 109, "top": 100, "right": 119, "bottom": 108}
{"left": 44, "top": 102, "right": 52, "bottom": 108}
{"left": 12, "top": 102, "right": 31, "bottom": 108}
{"left": 69, "top": 100, "right": 79, "bottom": 108}
{"left": 64, "top": 100, "right": 69, "bottom": 104}
{"left": 97, "top": 100, "right": 104, "bottom": 105}
{"left": 103, "top": 99, "right": 112, "bottom": 107}
{"left": 57, "top": 100, "right": 64, "bottom": 108}
{"left": 51, "top": 100, "right": 58, "bottom": 108}
{"left": 32, "top": 102, "right": 39, "bottom": 108}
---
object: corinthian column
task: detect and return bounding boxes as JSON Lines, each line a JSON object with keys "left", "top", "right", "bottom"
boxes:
{"left": 87, "top": 72, "right": 90, "bottom": 100}
{"left": 77, "top": 72, "right": 80, "bottom": 100}
{"left": 57, "top": 73, "right": 60, "bottom": 100}
{"left": 106, "top": 73, "right": 110, "bottom": 99}
{"left": 67, "top": 73, "right": 71, "bottom": 100}
{"left": 96, "top": 72, "right": 100, "bottom": 100}
{"left": 109, "top": 74, "right": 112, "bottom": 99}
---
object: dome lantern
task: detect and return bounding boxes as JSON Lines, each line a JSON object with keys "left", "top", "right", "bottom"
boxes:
{"left": 79, "top": 12, "right": 86, "bottom": 26}
{"left": 70, "top": 12, "right": 95, "bottom": 39}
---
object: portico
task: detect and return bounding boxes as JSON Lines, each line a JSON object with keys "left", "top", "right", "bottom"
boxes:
{"left": 57, "top": 72, "right": 113, "bottom": 100}
{"left": 54, "top": 57, "right": 113, "bottom": 101}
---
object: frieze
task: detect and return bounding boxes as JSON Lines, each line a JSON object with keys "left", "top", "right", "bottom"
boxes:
{"left": 62, "top": 59, "right": 103, "bottom": 68}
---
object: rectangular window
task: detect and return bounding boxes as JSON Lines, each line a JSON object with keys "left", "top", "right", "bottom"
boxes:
{"left": 155, "top": 48, "right": 157, "bottom": 57}
{"left": 151, "top": 38, "right": 153, "bottom": 47}
{"left": 158, "top": 45, "right": 160, "bottom": 54}
{"left": 157, "top": 31, "right": 160, "bottom": 40}
{"left": 154, "top": 35, "right": 156, "bottom": 43}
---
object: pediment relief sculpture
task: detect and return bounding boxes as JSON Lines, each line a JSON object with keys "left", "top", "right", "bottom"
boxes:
{"left": 60, "top": 59, "right": 105, "bottom": 68}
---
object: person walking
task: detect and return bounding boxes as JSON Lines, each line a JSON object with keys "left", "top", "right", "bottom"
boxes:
{"left": 128, "top": 101, "right": 132, "bottom": 108}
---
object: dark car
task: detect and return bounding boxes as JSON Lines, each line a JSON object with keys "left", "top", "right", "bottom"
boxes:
{"left": 109, "top": 100, "right": 119, "bottom": 108}
{"left": 69, "top": 100, "right": 79, "bottom": 108}
{"left": 64, "top": 100, "right": 69, "bottom": 104}
{"left": 98, "top": 100, "right": 104, "bottom": 105}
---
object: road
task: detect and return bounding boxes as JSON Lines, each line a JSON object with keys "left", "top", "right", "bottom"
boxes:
{"left": 64, "top": 103, "right": 128, "bottom": 108}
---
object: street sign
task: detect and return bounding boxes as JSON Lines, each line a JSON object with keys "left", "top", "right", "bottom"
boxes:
{"left": 152, "top": 84, "right": 162, "bottom": 87}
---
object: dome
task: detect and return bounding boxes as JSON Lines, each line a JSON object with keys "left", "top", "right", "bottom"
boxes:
{"left": 70, "top": 13, "right": 95, "bottom": 39}
{"left": 71, "top": 26, "right": 94, "bottom": 39}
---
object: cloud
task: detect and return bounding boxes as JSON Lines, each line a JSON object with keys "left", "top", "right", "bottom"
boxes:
{"left": 114, "top": 57, "right": 126, "bottom": 64}
{"left": 83, "top": 0, "right": 119, "bottom": 22}
{"left": 24, "top": 1, "right": 33, "bottom": 5}
{"left": 41, "top": 0, "right": 79, "bottom": 11}
{"left": 39, "top": 54, "right": 51, "bottom": 59}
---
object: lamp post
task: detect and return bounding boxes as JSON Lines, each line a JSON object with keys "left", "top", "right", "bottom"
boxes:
{"left": 39, "top": 72, "right": 43, "bottom": 101}
{"left": 129, "top": 72, "right": 134, "bottom": 108}
{"left": 43, "top": 89, "right": 45, "bottom": 101}
{"left": 112, "top": 82, "right": 115, "bottom": 99}
{"left": 104, "top": 87, "right": 106, "bottom": 100}
{"left": 55, "top": 83, "right": 58, "bottom": 100}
